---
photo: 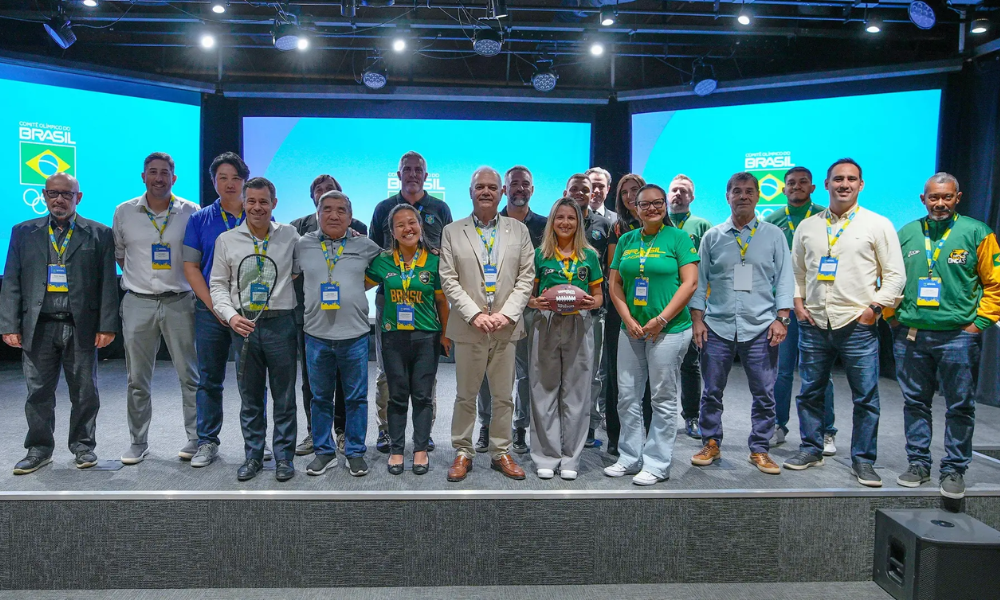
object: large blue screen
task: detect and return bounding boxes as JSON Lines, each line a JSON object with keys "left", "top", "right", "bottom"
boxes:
{"left": 1, "top": 66, "right": 201, "bottom": 263}
{"left": 632, "top": 89, "right": 941, "bottom": 229}
{"left": 243, "top": 116, "right": 592, "bottom": 227}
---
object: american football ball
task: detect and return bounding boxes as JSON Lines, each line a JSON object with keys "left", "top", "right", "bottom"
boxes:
{"left": 541, "top": 284, "right": 587, "bottom": 315}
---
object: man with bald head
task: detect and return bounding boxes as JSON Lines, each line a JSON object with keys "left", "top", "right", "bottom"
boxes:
{"left": 1, "top": 173, "right": 118, "bottom": 474}
{"left": 440, "top": 166, "right": 535, "bottom": 482}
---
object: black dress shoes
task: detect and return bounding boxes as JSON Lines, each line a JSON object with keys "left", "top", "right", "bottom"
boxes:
{"left": 13, "top": 454, "right": 52, "bottom": 475}
{"left": 388, "top": 462, "right": 404, "bottom": 476}
{"left": 275, "top": 459, "right": 295, "bottom": 481}
{"left": 237, "top": 458, "right": 263, "bottom": 481}
{"left": 413, "top": 462, "right": 429, "bottom": 476}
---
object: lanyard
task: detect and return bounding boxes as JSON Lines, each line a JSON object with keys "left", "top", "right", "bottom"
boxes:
{"left": 732, "top": 220, "right": 758, "bottom": 265}
{"left": 555, "top": 249, "right": 579, "bottom": 283}
{"left": 475, "top": 223, "right": 497, "bottom": 266}
{"left": 922, "top": 214, "right": 959, "bottom": 277}
{"left": 825, "top": 206, "right": 859, "bottom": 257}
{"left": 48, "top": 218, "right": 76, "bottom": 265}
{"left": 398, "top": 247, "right": 422, "bottom": 302}
{"left": 144, "top": 196, "right": 174, "bottom": 243}
{"left": 320, "top": 236, "right": 346, "bottom": 283}
{"left": 638, "top": 225, "right": 664, "bottom": 277}
{"left": 251, "top": 231, "right": 269, "bottom": 275}
{"left": 673, "top": 212, "right": 690, "bottom": 231}
{"left": 785, "top": 205, "right": 813, "bottom": 233}
{"left": 221, "top": 207, "right": 245, "bottom": 231}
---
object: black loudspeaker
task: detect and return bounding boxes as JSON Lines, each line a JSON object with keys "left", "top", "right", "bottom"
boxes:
{"left": 874, "top": 509, "right": 1000, "bottom": 600}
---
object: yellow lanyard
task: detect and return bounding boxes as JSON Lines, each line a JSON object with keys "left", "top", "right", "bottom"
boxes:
{"left": 785, "top": 205, "right": 813, "bottom": 233}
{"left": 922, "top": 214, "right": 959, "bottom": 277}
{"left": 555, "top": 249, "right": 579, "bottom": 283}
{"left": 732, "top": 220, "right": 758, "bottom": 265}
{"left": 320, "top": 237, "right": 346, "bottom": 283}
{"left": 825, "top": 206, "right": 859, "bottom": 256}
{"left": 144, "top": 196, "right": 174, "bottom": 242}
{"left": 398, "top": 248, "right": 422, "bottom": 304}
{"left": 47, "top": 218, "right": 76, "bottom": 265}
{"left": 221, "top": 208, "right": 244, "bottom": 230}
{"left": 638, "top": 225, "right": 664, "bottom": 277}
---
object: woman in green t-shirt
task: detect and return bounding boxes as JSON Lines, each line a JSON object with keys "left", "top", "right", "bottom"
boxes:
{"left": 606, "top": 184, "right": 699, "bottom": 486}
{"left": 364, "top": 204, "right": 451, "bottom": 476}
{"left": 525, "top": 197, "right": 604, "bottom": 481}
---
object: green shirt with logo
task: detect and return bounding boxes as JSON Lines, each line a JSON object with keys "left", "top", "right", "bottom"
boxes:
{"left": 669, "top": 212, "right": 713, "bottom": 251}
{"left": 611, "top": 226, "right": 700, "bottom": 334}
{"left": 365, "top": 249, "right": 443, "bottom": 332}
{"left": 763, "top": 201, "right": 826, "bottom": 249}
{"left": 534, "top": 247, "right": 604, "bottom": 295}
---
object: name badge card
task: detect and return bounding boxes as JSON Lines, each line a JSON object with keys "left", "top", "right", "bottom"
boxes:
{"left": 483, "top": 264, "right": 498, "bottom": 294}
{"left": 633, "top": 277, "right": 649, "bottom": 306}
{"left": 151, "top": 243, "right": 171, "bottom": 270}
{"left": 916, "top": 277, "right": 942, "bottom": 307}
{"left": 396, "top": 303, "right": 415, "bottom": 330}
{"left": 46, "top": 264, "right": 68, "bottom": 293}
{"left": 817, "top": 256, "right": 839, "bottom": 281}
{"left": 320, "top": 282, "right": 340, "bottom": 310}
{"left": 734, "top": 263, "right": 753, "bottom": 292}
{"left": 249, "top": 282, "right": 269, "bottom": 309}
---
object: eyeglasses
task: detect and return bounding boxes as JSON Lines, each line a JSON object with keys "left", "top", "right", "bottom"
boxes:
{"left": 637, "top": 199, "right": 666, "bottom": 210}
{"left": 43, "top": 190, "right": 77, "bottom": 200}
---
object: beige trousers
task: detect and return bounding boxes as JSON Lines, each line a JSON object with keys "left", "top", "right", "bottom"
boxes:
{"left": 451, "top": 337, "right": 517, "bottom": 459}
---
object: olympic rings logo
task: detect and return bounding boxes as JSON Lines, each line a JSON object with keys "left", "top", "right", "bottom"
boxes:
{"left": 23, "top": 188, "right": 49, "bottom": 215}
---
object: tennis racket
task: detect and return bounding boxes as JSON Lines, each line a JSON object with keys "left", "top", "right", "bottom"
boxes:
{"left": 236, "top": 253, "right": 278, "bottom": 382}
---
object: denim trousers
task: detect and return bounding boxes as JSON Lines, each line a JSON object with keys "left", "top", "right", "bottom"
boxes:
{"left": 194, "top": 300, "right": 239, "bottom": 447}
{"left": 296, "top": 322, "right": 346, "bottom": 435}
{"left": 306, "top": 332, "right": 369, "bottom": 458}
{"left": 382, "top": 330, "right": 440, "bottom": 455}
{"left": 237, "top": 314, "right": 297, "bottom": 462}
{"left": 774, "top": 317, "right": 836, "bottom": 436}
{"left": 616, "top": 328, "right": 692, "bottom": 479}
{"left": 893, "top": 327, "right": 980, "bottom": 474}
{"left": 699, "top": 327, "right": 778, "bottom": 453}
{"left": 797, "top": 320, "right": 880, "bottom": 463}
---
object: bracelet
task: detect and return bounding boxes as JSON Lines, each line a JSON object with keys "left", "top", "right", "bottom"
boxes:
{"left": 656, "top": 315, "right": 668, "bottom": 327}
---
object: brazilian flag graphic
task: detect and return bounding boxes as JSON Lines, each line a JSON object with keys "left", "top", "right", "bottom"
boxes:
{"left": 20, "top": 142, "right": 76, "bottom": 186}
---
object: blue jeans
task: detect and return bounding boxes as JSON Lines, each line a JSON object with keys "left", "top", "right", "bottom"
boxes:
{"left": 306, "top": 333, "right": 369, "bottom": 458}
{"left": 195, "top": 300, "right": 239, "bottom": 447}
{"left": 775, "top": 317, "right": 836, "bottom": 435}
{"left": 893, "top": 327, "right": 980, "bottom": 475}
{"left": 797, "top": 320, "right": 880, "bottom": 463}
{"left": 237, "top": 314, "right": 297, "bottom": 462}
{"left": 699, "top": 327, "right": 778, "bottom": 453}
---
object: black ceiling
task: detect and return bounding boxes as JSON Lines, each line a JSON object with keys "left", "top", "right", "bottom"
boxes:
{"left": 2, "top": 1, "right": 998, "bottom": 93}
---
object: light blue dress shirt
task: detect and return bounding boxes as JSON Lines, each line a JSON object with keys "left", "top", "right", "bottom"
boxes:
{"left": 689, "top": 216, "right": 794, "bottom": 342}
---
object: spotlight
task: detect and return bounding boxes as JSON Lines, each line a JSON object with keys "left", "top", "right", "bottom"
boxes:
{"left": 865, "top": 15, "right": 882, "bottom": 34}
{"left": 600, "top": 7, "right": 616, "bottom": 27}
{"left": 392, "top": 38, "right": 406, "bottom": 52}
{"left": 342, "top": 0, "right": 357, "bottom": 19}
{"left": 473, "top": 28, "right": 502, "bottom": 57}
{"left": 908, "top": 1, "right": 936, "bottom": 30}
{"left": 737, "top": 2, "right": 752, "bottom": 26}
{"left": 691, "top": 60, "right": 717, "bottom": 97}
{"left": 297, "top": 36, "right": 309, "bottom": 51}
{"left": 362, "top": 64, "right": 388, "bottom": 89}
{"left": 531, "top": 66, "right": 558, "bottom": 93}
{"left": 971, "top": 18, "right": 990, "bottom": 35}
{"left": 590, "top": 42, "right": 604, "bottom": 56}
{"left": 212, "top": 2, "right": 226, "bottom": 14}
{"left": 82, "top": 0, "right": 98, "bottom": 7}
{"left": 44, "top": 13, "right": 77, "bottom": 49}
{"left": 199, "top": 32, "right": 216, "bottom": 49}
{"left": 273, "top": 21, "right": 304, "bottom": 51}
{"left": 489, "top": 0, "right": 508, "bottom": 20}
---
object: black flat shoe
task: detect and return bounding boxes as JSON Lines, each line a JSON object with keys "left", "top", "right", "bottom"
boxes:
{"left": 388, "top": 462, "right": 405, "bottom": 475}
{"left": 413, "top": 462, "right": 429, "bottom": 476}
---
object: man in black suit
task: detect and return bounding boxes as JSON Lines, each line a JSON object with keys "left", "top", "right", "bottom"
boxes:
{"left": 0, "top": 173, "right": 119, "bottom": 474}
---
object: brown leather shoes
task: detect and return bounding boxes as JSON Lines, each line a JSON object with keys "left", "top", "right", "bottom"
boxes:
{"left": 447, "top": 455, "right": 473, "bottom": 482}
{"left": 490, "top": 453, "right": 525, "bottom": 480}
{"left": 749, "top": 452, "right": 781, "bottom": 475}
{"left": 691, "top": 439, "right": 721, "bottom": 466}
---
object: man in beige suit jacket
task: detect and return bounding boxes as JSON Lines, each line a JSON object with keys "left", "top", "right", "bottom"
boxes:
{"left": 440, "top": 166, "right": 535, "bottom": 482}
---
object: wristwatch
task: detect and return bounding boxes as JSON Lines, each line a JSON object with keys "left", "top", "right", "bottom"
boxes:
{"left": 869, "top": 304, "right": 883, "bottom": 318}
{"left": 777, "top": 316, "right": 791, "bottom": 326}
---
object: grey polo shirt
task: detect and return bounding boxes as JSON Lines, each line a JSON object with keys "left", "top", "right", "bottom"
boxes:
{"left": 296, "top": 231, "right": 381, "bottom": 341}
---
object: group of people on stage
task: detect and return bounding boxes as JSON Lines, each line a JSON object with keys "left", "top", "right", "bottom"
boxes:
{"left": 2, "top": 148, "right": 996, "bottom": 499}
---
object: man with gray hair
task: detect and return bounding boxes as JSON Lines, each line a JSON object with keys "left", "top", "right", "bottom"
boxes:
{"left": 441, "top": 166, "right": 535, "bottom": 482}
{"left": 887, "top": 172, "right": 1000, "bottom": 499}
{"left": 369, "top": 151, "right": 453, "bottom": 454}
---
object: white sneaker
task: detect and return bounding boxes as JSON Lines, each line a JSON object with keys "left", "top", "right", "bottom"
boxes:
{"left": 632, "top": 470, "right": 666, "bottom": 486}
{"left": 823, "top": 434, "right": 837, "bottom": 456}
{"left": 537, "top": 468, "right": 555, "bottom": 479}
{"left": 560, "top": 469, "right": 578, "bottom": 480}
{"left": 603, "top": 463, "right": 629, "bottom": 477}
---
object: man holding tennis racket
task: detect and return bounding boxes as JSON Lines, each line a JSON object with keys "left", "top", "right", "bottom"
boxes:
{"left": 210, "top": 177, "right": 301, "bottom": 482}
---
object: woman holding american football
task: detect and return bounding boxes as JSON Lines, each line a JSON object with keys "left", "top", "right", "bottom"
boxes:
{"left": 525, "top": 197, "right": 604, "bottom": 480}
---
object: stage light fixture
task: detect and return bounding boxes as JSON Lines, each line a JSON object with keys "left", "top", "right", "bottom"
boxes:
{"left": 590, "top": 42, "right": 604, "bottom": 56}
{"left": 865, "top": 15, "right": 883, "bottom": 34}
{"left": 908, "top": 1, "right": 936, "bottom": 30}
{"left": 392, "top": 37, "right": 406, "bottom": 52}
{"left": 199, "top": 32, "right": 216, "bottom": 49}
{"left": 363, "top": 65, "right": 388, "bottom": 90}
{"left": 600, "top": 7, "right": 616, "bottom": 27}
{"left": 489, "top": 0, "right": 508, "bottom": 20}
{"left": 342, "top": 0, "right": 357, "bottom": 18}
{"left": 737, "top": 2, "right": 752, "bottom": 26}
{"left": 273, "top": 21, "right": 305, "bottom": 51}
{"left": 531, "top": 67, "right": 558, "bottom": 93}
{"left": 691, "top": 60, "right": 717, "bottom": 97}
{"left": 297, "top": 36, "right": 309, "bottom": 51}
{"left": 82, "top": 0, "right": 98, "bottom": 7}
{"left": 473, "top": 28, "right": 502, "bottom": 57}
{"left": 44, "top": 13, "right": 77, "bottom": 49}
{"left": 971, "top": 18, "right": 990, "bottom": 34}
{"left": 212, "top": 3, "right": 226, "bottom": 14}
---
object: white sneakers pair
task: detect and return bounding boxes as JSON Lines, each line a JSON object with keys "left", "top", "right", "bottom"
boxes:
{"left": 536, "top": 468, "right": 577, "bottom": 480}
{"left": 603, "top": 462, "right": 666, "bottom": 485}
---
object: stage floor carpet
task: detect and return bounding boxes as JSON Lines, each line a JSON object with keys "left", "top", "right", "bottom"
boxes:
{"left": 0, "top": 359, "right": 998, "bottom": 496}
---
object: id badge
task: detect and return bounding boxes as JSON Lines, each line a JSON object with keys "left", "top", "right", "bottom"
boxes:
{"left": 151, "top": 243, "right": 171, "bottom": 270}
{"left": 483, "top": 264, "right": 498, "bottom": 294}
{"left": 396, "top": 303, "right": 415, "bottom": 330}
{"left": 249, "top": 282, "right": 269, "bottom": 310}
{"left": 817, "top": 256, "right": 839, "bottom": 281}
{"left": 46, "top": 264, "right": 68, "bottom": 293}
{"left": 320, "top": 282, "right": 340, "bottom": 310}
{"left": 734, "top": 263, "right": 753, "bottom": 292}
{"left": 916, "top": 277, "right": 942, "bottom": 307}
{"left": 633, "top": 277, "right": 649, "bottom": 307}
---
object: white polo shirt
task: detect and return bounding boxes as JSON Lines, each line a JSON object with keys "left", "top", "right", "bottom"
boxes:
{"left": 113, "top": 193, "right": 199, "bottom": 295}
